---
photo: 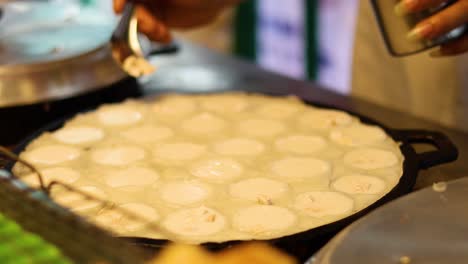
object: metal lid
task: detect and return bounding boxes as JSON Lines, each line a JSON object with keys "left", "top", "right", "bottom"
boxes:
{"left": 309, "top": 178, "right": 468, "bottom": 264}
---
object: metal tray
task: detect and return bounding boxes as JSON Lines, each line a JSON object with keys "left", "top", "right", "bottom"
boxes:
{"left": 308, "top": 177, "right": 468, "bottom": 264}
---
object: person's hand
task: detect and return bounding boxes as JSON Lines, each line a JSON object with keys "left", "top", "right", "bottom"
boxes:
{"left": 113, "top": 0, "right": 242, "bottom": 43}
{"left": 395, "top": 0, "right": 468, "bottom": 56}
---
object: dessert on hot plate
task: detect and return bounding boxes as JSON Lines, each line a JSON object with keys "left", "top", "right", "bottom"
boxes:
{"left": 13, "top": 93, "right": 404, "bottom": 244}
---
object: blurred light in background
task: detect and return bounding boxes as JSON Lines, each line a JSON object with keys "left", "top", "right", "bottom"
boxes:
{"left": 234, "top": 0, "right": 358, "bottom": 95}
{"left": 317, "top": 0, "right": 358, "bottom": 95}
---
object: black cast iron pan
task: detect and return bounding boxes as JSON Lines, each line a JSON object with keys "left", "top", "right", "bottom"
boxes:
{"left": 9, "top": 94, "right": 459, "bottom": 262}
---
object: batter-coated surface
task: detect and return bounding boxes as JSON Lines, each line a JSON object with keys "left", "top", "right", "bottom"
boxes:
{"left": 14, "top": 93, "right": 404, "bottom": 243}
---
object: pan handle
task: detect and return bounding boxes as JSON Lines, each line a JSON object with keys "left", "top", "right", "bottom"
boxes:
{"left": 393, "top": 129, "right": 458, "bottom": 169}
{"left": 148, "top": 42, "right": 179, "bottom": 56}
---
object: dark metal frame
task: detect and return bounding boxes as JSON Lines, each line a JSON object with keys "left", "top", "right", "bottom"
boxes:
{"left": 9, "top": 95, "right": 458, "bottom": 262}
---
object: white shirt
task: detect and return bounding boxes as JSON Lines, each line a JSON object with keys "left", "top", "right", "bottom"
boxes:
{"left": 257, "top": 0, "right": 468, "bottom": 131}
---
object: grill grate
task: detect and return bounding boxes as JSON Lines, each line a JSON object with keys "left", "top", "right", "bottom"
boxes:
{"left": 0, "top": 146, "right": 157, "bottom": 263}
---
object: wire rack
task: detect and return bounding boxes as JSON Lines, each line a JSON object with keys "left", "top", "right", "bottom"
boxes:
{"left": 0, "top": 146, "right": 162, "bottom": 264}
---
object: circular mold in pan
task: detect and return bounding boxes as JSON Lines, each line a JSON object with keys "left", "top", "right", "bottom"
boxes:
{"left": 9, "top": 94, "right": 458, "bottom": 262}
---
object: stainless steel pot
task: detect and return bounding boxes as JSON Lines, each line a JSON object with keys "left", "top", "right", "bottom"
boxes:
{"left": 0, "top": 1, "right": 129, "bottom": 107}
{"left": 308, "top": 178, "right": 468, "bottom": 264}
{"left": 371, "top": 0, "right": 468, "bottom": 56}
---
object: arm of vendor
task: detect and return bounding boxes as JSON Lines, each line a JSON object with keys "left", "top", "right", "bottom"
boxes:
{"left": 114, "top": 0, "right": 468, "bottom": 56}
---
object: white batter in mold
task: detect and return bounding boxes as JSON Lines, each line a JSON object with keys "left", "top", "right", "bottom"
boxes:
{"left": 232, "top": 205, "right": 297, "bottom": 236}
{"left": 271, "top": 157, "right": 331, "bottom": 180}
{"left": 214, "top": 138, "right": 265, "bottom": 156}
{"left": 275, "top": 135, "right": 327, "bottom": 154}
{"left": 23, "top": 145, "right": 81, "bottom": 165}
{"left": 105, "top": 166, "right": 159, "bottom": 188}
{"left": 22, "top": 167, "right": 80, "bottom": 187}
{"left": 14, "top": 93, "right": 404, "bottom": 244}
{"left": 163, "top": 206, "right": 226, "bottom": 237}
{"left": 160, "top": 181, "right": 211, "bottom": 205}
{"left": 332, "top": 174, "right": 387, "bottom": 195}
{"left": 153, "top": 142, "right": 206, "bottom": 162}
{"left": 343, "top": 148, "right": 399, "bottom": 170}
{"left": 151, "top": 96, "right": 196, "bottom": 117}
{"left": 96, "top": 203, "right": 160, "bottom": 233}
{"left": 238, "top": 119, "right": 286, "bottom": 137}
{"left": 52, "top": 186, "right": 107, "bottom": 212}
{"left": 294, "top": 191, "right": 354, "bottom": 218}
{"left": 190, "top": 158, "right": 243, "bottom": 181}
{"left": 91, "top": 146, "right": 145, "bottom": 166}
{"left": 330, "top": 124, "right": 387, "bottom": 146}
{"left": 120, "top": 203, "right": 159, "bottom": 232}
{"left": 53, "top": 126, "right": 104, "bottom": 145}
{"left": 182, "top": 113, "right": 227, "bottom": 134}
{"left": 97, "top": 105, "right": 142, "bottom": 126}
{"left": 256, "top": 101, "right": 301, "bottom": 119}
{"left": 298, "top": 109, "right": 353, "bottom": 130}
{"left": 121, "top": 126, "right": 173, "bottom": 143}
{"left": 229, "top": 178, "right": 288, "bottom": 202}
{"left": 199, "top": 94, "right": 248, "bottom": 113}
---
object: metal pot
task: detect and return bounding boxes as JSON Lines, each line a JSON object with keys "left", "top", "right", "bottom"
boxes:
{"left": 371, "top": 0, "right": 468, "bottom": 56}
{"left": 0, "top": 1, "right": 177, "bottom": 108}
{"left": 0, "top": 1, "right": 128, "bottom": 107}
